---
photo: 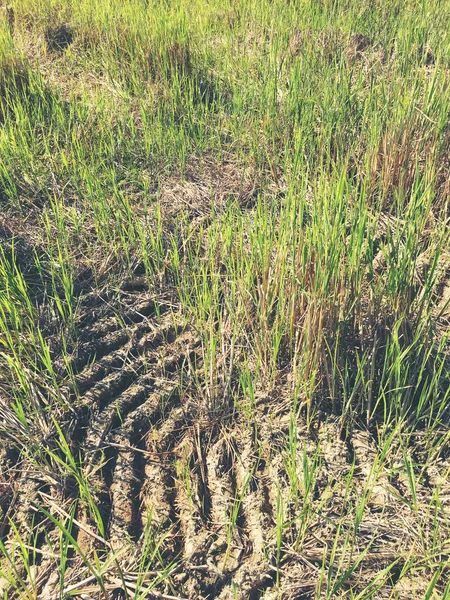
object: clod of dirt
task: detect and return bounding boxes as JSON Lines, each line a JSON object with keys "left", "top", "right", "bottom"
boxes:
{"left": 289, "top": 29, "right": 342, "bottom": 62}
{"left": 159, "top": 158, "right": 258, "bottom": 225}
{"left": 349, "top": 33, "right": 371, "bottom": 53}
{"left": 44, "top": 23, "right": 74, "bottom": 53}
{"left": 345, "top": 32, "right": 387, "bottom": 65}
{"left": 146, "top": 41, "right": 192, "bottom": 81}
{"left": 0, "top": 218, "right": 47, "bottom": 289}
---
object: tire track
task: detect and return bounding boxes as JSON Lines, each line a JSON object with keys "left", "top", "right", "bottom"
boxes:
{"left": 218, "top": 428, "right": 275, "bottom": 599}
{"left": 52, "top": 282, "right": 200, "bottom": 561}
{"left": 4, "top": 274, "right": 449, "bottom": 599}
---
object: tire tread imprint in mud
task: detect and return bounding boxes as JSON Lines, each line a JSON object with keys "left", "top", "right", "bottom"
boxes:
{"left": 3, "top": 278, "right": 450, "bottom": 599}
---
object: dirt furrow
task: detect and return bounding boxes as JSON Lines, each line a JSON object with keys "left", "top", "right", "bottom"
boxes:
{"left": 140, "top": 402, "right": 177, "bottom": 530}
{"left": 85, "top": 329, "right": 198, "bottom": 456}
{"left": 107, "top": 379, "right": 188, "bottom": 548}
{"left": 72, "top": 314, "right": 177, "bottom": 397}
{"left": 205, "top": 438, "right": 243, "bottom": 580}
{"left": 83, "top": 375, "right": 155, "bottom": 471}
{"left": 77, "top": 360, "right": 145, "bottom": 415}
{"left": 217, "top": 428, "right": 275, "bottom": 599}
{"left": 78, "top": 297, "right": 161, "bottom": 333}
{"left": 139, "top": 406, "right": 188, "bottom": 557}
{"left": 173, "top": 435, "right": 209, "bottom": 562}
{"left": 108, "top": 430, "right": 139, "bottom": 549}
{"left": 69, "top": 322, "right": 153, "bottom": 375}
{"left": 351, "top": 429, "right": 400, "bottom": 510}
{"left": 73, "top": 350, "right": 129, "bottom": 395}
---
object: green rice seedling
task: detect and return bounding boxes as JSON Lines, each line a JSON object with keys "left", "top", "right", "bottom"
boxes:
{"left": 133, "top": 513, "right": 180, "bottom": 599}
{"left": 318, "top": 522, "right": 379, "bottom": 599}
{"left": 224, "top": 471, "right": 251, "bottom": 569}
{"left": 1, "top": 0, "right": 450, "bottom": 596}
{"left": 33, "top": 503, "right": 112, "bottom": 597}
{"left": 56, "top": 504, "right": 75, "bottom": 600}
{"left": 0, "top": 523, "right": 40, "bottom": 600}
{"left": 289, "top": 441, "right": 323, "bottom": 555}
{"left": 284, "top": 413, "right": 300, "bottom": 504}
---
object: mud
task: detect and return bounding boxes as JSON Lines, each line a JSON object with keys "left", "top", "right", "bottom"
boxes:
{"left": 1, "top": 278, "right": 449, "bottom": 599}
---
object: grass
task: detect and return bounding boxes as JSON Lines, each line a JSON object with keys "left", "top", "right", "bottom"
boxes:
{"left": 0, "top": 0, "right": 450, "bottom": 598}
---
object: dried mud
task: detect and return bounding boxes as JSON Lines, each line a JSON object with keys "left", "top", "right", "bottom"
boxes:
{"left": 1, "top": 252, "right": 450, "bottom": 598}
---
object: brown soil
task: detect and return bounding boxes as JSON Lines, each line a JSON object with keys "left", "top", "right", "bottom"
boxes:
{"left": 1, "top": 191, "right": 450, "bottom": 599}
{"left": 1, "top": 205, "right": 450, "bottom": 599}
{"left": 1, "top": 210, "right": 450, "bottom": 598}
{"left": 0, "top": 272, "right": 449, "bottom": 599}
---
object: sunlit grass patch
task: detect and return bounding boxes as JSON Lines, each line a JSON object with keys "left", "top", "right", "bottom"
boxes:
{"left": 1, "top": 0, "right": 450, "bottom": 597}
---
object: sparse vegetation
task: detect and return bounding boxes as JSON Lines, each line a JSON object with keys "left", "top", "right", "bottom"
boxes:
{"left": 0, "top": 0, "right": 450, "bottom": 598}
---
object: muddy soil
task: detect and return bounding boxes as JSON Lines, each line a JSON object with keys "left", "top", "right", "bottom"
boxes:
{"left": 1, "top": 237, "right": 450, "bottom": 598}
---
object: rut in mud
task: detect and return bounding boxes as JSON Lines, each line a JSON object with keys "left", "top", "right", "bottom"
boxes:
{"left": 1, "top": 215, "right": 450, "bottom": 598}
{"left": 1, "top": 275, "right": 450, "bottom": 599}
{"left": 0, "top": 222, "right": 450, "bottom": 599}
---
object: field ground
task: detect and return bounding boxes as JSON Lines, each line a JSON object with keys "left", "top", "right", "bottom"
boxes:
{"left": 1, "top": 0, "right": 450, "bottom": 598}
